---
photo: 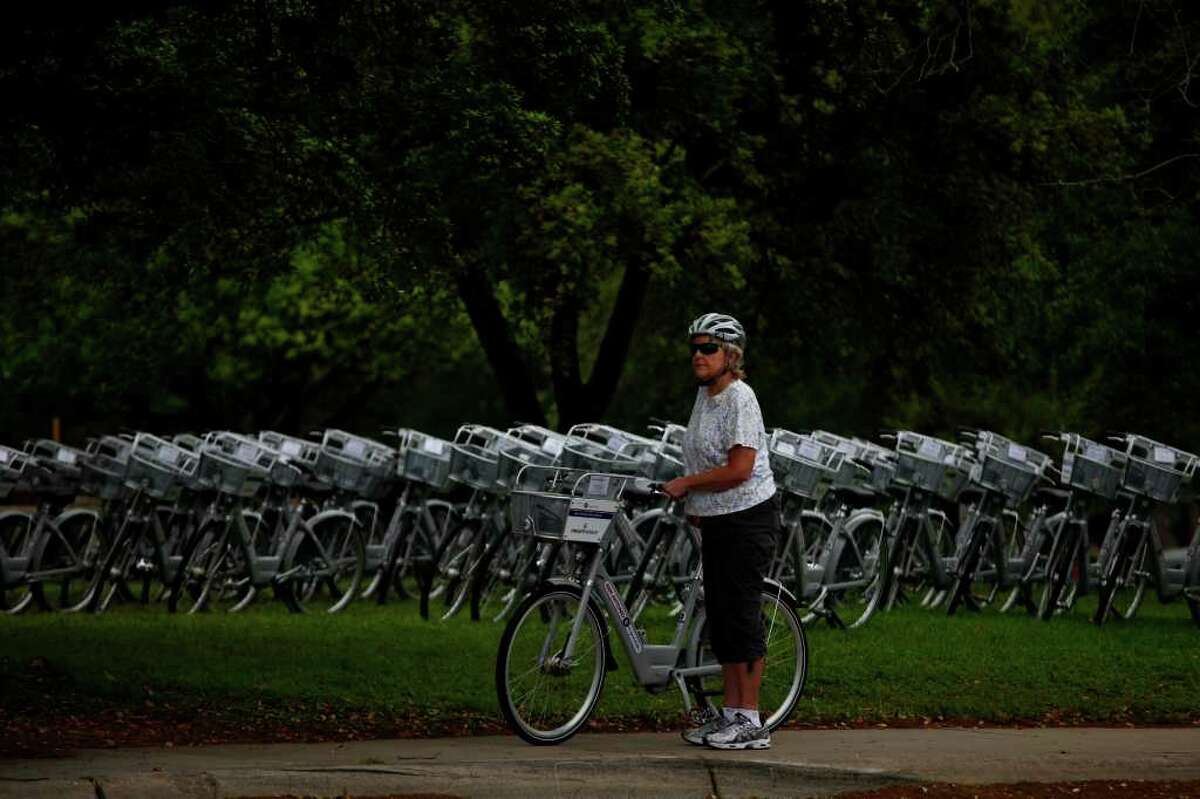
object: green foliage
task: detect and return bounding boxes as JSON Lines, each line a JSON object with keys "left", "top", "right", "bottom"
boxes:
{"left": 2, "top": 0, "right": 1199, "bottom": 446}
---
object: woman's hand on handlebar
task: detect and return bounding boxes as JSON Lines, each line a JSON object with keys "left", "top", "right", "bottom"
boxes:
{"left": 661, "top": 476, "right": 690, "bottom": 500}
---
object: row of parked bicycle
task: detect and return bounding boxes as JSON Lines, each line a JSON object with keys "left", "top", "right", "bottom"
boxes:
{"left": 1, "top": 419, "right": 1198, "bottom": 629}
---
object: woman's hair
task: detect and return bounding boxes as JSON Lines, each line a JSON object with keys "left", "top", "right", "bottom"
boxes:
{"left": 722, "top": 342, "right": 746, "bottom": 380}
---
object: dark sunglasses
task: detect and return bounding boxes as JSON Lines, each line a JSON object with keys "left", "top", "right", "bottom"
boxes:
{"left": 689, "top": 342, "right": 722, "bottom": 356}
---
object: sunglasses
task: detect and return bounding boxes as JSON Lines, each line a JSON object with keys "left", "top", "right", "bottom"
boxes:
{"left": 689, "top": 342, "right": 722, "bottom": 356}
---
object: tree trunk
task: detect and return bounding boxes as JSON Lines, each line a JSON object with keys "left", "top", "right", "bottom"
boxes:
{"left": 585, "top": 263, "right": 651, "bottom": 416}
{"left": 454, "top": 263, "right": 547, "bottom": 427}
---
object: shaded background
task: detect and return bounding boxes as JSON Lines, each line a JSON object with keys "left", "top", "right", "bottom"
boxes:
{"left": 2, "top": 0, "right": 1198, "bottom": 448}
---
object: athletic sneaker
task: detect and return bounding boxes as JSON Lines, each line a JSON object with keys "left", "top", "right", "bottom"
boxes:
{"left": 704, "top": 712, "right": 770, "bottom": 750}
{"left": 681, "top": 709, "right": 727, "bottom": 746}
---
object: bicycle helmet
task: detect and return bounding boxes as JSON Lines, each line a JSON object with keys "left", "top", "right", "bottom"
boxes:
{"left": 687, "top": 313, "right": 746, "bottom": 349}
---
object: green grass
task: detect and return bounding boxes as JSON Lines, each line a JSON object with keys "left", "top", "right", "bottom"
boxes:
{"left": 3, "top": 595, "right": 1199, "bottom": 727}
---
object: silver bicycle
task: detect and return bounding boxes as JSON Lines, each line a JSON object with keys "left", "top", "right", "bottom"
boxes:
{"left": 495, "top": 465, "right": 808, "bottom": 745}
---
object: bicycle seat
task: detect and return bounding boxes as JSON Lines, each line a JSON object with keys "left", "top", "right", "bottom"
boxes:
{"left": 1035, "top": 487, "right": 1072, "bottom": 502}
{"left": 830, "top": 484, "right": 877, "bottom": 503}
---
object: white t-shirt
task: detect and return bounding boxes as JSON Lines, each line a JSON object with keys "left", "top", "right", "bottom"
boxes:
{"left": 681, "top": 380, "right": 776, "bottom": 517}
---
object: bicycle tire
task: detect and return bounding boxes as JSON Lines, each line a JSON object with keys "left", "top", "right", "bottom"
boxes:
{"left": 285, "top": 512, "right": 365, "bottom": 614}
{"left": 1037, "top": 529, "right": 1075, "bottom": 621}
{"left": 825, "top": 516, "right": 889, "bottom": 629}
{"left": 946, "top": 524, "right": 982, "bottom": 616}
{"left": 1, "top": 512, "right": 37, "bottom": 614}
{"left": 495, "top": 586, "right": 608, "bottom": 745}
{"left": 30, "top": 513, "right": 107, "bottom": 612}
{"left": 1094, "top": 526, "right": 1149, "bottom": 625}
{"left": 471, "top": 534, "right": 538, "bottom": 623}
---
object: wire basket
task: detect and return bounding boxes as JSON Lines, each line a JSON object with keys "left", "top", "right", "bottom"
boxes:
{"left": 196, "top": 445, "right": 269, "bottom": 498}
{"left": 1120, "top": 435, "right": 1198, "bottom": 504}
{"left": 311, "top": 429, "right": 396, "bottom": 498}
{"left": 0, "top": 445, "right": 29, "bottom": 500}
{"left": 446, "top": 424, "right": 509, "bottom": 491}
{"left": 259, "top": 431, "right": 321, "bottom": 465}
{"left": 16, "top": 440, "right": 85, "bottom": 498}
{"left": 1059, "top": 435, "right": 1126, "bottom": 500}
{"left": 558, "top": 437, "right": 643, "bottom": 474}
{"left": 400, "top": 431, "right": 453, "bottom": 490}
{"left": 449, "top": 443, "right": 501, "bottom": 491}
{"left": 125, "top": 434, "right": 199, "bottom": 501}
{"left": 967, "top": 433, "right": 1052, "bottom": 506}
{"left": 648, "top": 445, "right": 685, "bottom": 482}
{"left": 507, "top": 424, "right": 570, "bottom": 456}
{"left": 892, "top": 432, "right": 974, "bottom": 500}
{"left": 81, "top": 436, "right": 133, "bottom": 500}
{"left": 769, "top": 429, "right": 843, "bottom": 500}
{"left": 508, "top": 466, "right": 630, "bottom": 544}
{"left": 496, "top": 439, "right": 557, "bottom": 492}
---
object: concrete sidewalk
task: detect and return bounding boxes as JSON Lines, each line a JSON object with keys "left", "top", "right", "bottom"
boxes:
{"left": 2, "top": 727, "right": 1199, "bottom": 798}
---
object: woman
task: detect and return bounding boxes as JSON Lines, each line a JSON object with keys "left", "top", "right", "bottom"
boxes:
{"left": 662, "top": 312, "right": 778, "bottom": 751}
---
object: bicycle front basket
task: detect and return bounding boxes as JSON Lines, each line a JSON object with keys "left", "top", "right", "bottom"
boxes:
{"left": 769, "top": 430, "right": 841, "bottom": 500}
{"left": 125, "top": 434, "right": 199, "bottom": 501}
{"left": 0, "top": 446, "right": 29, "bottom": 500}
{"left": 197, "top": 445, "right": 268, "bottom": 498}
{"left": 508, "top": 466, "right": 626, "bottom": 544}
{"left": 401, "top": 432, "right": 453, "bottom": 490}
{"left": 557, "top": 438, "right": 640, "bottom": 474}
{"left": 1120, "top": 435, "right": 1197, "bottom": 504}
{"left": 1060, "top": 436, "right": 1126, "bottom": 500}
{"left": 892, "top": 432, "right": 973, "bottom": 498}
{"left": 496, "top": 439, "right": 557, "bottom": 492}
{"left": 80, "top": 436, "right": 133, "bottom": 500}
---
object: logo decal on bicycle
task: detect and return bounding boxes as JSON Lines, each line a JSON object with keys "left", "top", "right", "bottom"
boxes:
{"left": 603, "top": 579, "right": 642, "bottom": 653}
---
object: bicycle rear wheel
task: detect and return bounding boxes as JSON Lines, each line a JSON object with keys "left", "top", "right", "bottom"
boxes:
{"left": 285, "top": 513, "right": 365, "bottom": 614}
{"left": 1, "top": 513, "right": 37, "bottom": 614}
{"left": 31, "top": 514, "right": 107, "bottom": 612}
{"left": 1094, "top": 527, "right": 1149, "bottom": 625}
{"left": 825, "top": 517, "right": 888, "bottom": 629}
{"left": 686, "top": 583, "right": 808, "bottom": 732}
{"left": 495, "top": 587, "right": 607, "bottom": 745}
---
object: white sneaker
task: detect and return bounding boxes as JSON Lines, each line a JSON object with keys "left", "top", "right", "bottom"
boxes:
{"left": 704, "top": 712, "right": 770, "bottom": 750}
{"left": 680, "top": 709, "right": 727, "bottom": 746}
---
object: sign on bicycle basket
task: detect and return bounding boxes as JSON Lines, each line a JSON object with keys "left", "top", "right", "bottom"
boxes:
{"left": 564, "top": 497, "right": 619, "bottom": 543}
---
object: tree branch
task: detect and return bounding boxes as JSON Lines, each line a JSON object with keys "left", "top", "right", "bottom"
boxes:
{"left": 1039, "top": 153, "right": 1200, "bottom": 187}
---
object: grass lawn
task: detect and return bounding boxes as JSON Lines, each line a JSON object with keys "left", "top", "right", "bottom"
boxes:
{"left": 3, "top": 593, "right": 1199, "bottom": 740}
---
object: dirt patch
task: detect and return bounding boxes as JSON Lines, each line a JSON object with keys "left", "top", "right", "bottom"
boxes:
{"left": 838, "top": 781, "right": 1200, "bottom": 798}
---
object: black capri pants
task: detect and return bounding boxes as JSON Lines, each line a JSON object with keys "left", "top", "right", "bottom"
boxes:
{"left": 698, "top": 495, "right": 779, "bottom": 665}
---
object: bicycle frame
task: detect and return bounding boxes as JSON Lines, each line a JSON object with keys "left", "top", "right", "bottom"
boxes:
{"left": 565, "top": 516, "right": 720, "bottom": 700}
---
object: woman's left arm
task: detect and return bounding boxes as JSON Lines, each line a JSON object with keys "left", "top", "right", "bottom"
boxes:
{"left": 663, "top": 446, "right": 755, "bottom": 499}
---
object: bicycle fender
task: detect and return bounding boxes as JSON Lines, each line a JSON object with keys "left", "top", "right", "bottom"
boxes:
{"left": 279, "top": 507, "right": 361, "bottom": 565}
{"left": 541, "top": 578, "right": 619, "bottom": 672}
{"left": 52, "top": 508, "right": 100, "bottom": 529}
{"left": 628, "top": 507, "right": 679, "bottom": 531}
{"left": 761, "top": 577, "right": 800, "bottom": 608}
{"left": 307, "top": 508, "right": 360, "bottom": 528}
{"left": 0, "top": 510, "right": 33, "bottom": 528}
{"left": 800, "top": 509, "right": 834, "bottom": 533}
{"left": 844, "top": 507, "right": 885, "bottom": 529}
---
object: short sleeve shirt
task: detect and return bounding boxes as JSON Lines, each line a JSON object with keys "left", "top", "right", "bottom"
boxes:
{"left": 681, "top": 380, "right": 776, "bottom": 516}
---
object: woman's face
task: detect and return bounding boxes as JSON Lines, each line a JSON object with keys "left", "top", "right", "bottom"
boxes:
{"left": 690, "top": 335, "right": 727, "bottom": 382}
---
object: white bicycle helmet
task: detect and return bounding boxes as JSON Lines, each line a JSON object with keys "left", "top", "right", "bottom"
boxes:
{"left": 688, "top": 312, "right": 746, "bottom": 349}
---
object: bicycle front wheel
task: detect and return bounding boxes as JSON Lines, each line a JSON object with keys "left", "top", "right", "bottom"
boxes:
{"left": 1094, "top": 527, "right": 1149, "bottom": 625}
{"left": 495, "top": 587, "right": 608, "bottom": 745}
